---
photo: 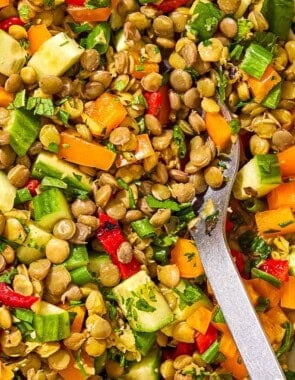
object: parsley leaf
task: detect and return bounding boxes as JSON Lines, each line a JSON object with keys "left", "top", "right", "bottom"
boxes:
{"left": 0, "top": 268, "right": 18, "bottom": 284}
{"left": 135, "top": 299, "right": 156, "bottom": 312}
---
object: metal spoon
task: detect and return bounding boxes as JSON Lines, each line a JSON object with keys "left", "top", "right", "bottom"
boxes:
{"left": 190, "top": 138, "right": 285, "bottom": 379}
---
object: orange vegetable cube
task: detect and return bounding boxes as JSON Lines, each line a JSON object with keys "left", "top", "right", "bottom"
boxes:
{"left": 219, "top": 332, "right": 238, "bottom": 359}
{"left": 171, "top": 238, "right": 204, "bottom": 278}
{"left": 186, "top": 306, "right": 212, "bottom": 334}
{"left": 255, "top": 207, "right": 295, "bottom": 238}
{"left": 0, "top": 87, "right": 13, "bottom": 107}
{"left": 28, "top": 24, "right": 51, "bottom": 55}
{"left": 221, "top": 351, "right": 248, "bottom": 379}
{"left": 247, "top": 278, "right": 282, "bottom": 308}
{"left": 205, "top": 112, "right": 232, "bottom": 152}
{"left": 281, "top": 276, "right": 295, "bottom": 309}
{"left": 248, "top": 65, "right": 281, "bottom": 103}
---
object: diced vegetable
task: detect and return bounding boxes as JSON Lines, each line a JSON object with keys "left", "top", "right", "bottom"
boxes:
{"left": 131, "top": 218, "right": 156, "bottom": 238}
{"left": 240, "top": 43, "right": 273, "bottom": 79}
{"left": 113, "top": 270, "right": 173, "bottom": 332}
{"left": 28, "top": 32, "right": 84, "bottom": 79}
{"left": 188, "top": 2, "right": 222, "bottom": 41}
{"left": 0, "top": 30, "right": 26, "bottom": 76}
{"left": 5, "top": 109, "right": 41, "bottom": 157}
{"left": 32, "top": 152, "right": 93, "bottom": 192}
{"left": 221, "top": 351, "right": 248, "bottom": 379}
{"left": 67, "top": 4, "right": 112, "bottom": 22}
{"left": 170, "top": 238, "right": 204, "bottom": 278}
{"left": 261, "top": 0, "right": 294, "bottom": 40}
{"left": 233, "top": 154, "right": 282, "bottom": 200}
{"left": 27, "top": 24, "right": 51, "bottom": 55}
{"left": 267, "top": 182, "right": 295, "bottom": 210}
{"left": 33, "top": 301, "right": 70, "bottom": 342}
{"left": 247, "top": 65, "right": 281, "bottom": 103}
{"left": 133, "top": 331, "right": 156, "bottom": 356}
{"left": 200, "top": 340, "right": 220, "bottom": 364}
{"left": 84, "top": 93, "right": 127, "bottom": 137}
{"left": 0, "top": 0, "right": 9, "bottom": 7}
{"left": 281, "top": 276, "right": 295, "bottom": 309}
{"left": 86, "top": 22, "right": 110, "bottom": 54}
{"left": 247, "top": 278, "right": 282, "bottom": 308}
{"left": 58, "top": 132, "right": 116, "bottom": 171}
{"left": 121, "top": 349, "right": 161, "bottom": 380}
{"left": 116, "top": 134, "right": 155, "bottom": 167}
{"left": 255, "top": 207, "right": 295, "bottom": 238}
{"left": 0, "top": 171, "right": 16, "bottom": 212}
{"left": 70, "top": 266, "right": 93, "bottom": 285}
{"left": 205, "top": 112, "right": 232, "bottom": 151}
{"left": 0, "top": 86, "right": 13, "bottom": 107}
{"left": 262, "top": 83, "right": 282, "bottom": 109}
{"left": 251, "top": 267, "right": 282, "bottom": 288}
{"left": 219, "top": 331, "right": 237, "bottom": 359}
{"left": 195, "top": 324, "right": 217, "bottom": 354}
{"left": 58, "top": 351, "right": 94, "bottom": 380}
{"left": 33, "top": 188, "right": 72, "bottom": 231}
{"left": 186, "top": 305, "right": 212, "bottom": 334}
{"left": 64, "top": 245, "right": 89, "bottom": 271}
{"left": 278, "top": 145, "right": 295, "bottom": 177}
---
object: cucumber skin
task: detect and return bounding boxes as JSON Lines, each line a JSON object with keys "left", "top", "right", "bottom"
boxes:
{"left": 6, "top": 110, "right": 41, "bottom": 157}
{"left": 34, "top": 311, "right": 70, "bottom": 342}
{"left": 32, "top": 152, "right": 92, "bottom": 192}
{"left": 64, "top": 244, "right": 89, "bottom": 271}
{"left": 33, "top": 188, "right": 72, "bottom": 231}
{"left": 120, "top": 349, "right": 161, "bottom": 380}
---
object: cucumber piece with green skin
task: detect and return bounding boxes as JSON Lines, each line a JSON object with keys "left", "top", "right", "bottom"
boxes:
{"left": 17, "top": 222, "right": 52, "bottom": 264}
{"left": 33, "top": 188, "right": 72, "bottom": 231}
{"left": 233, "top": 154, "right": 282, "bottom": 200}
{"left": 113, "top": 271, "right": 173, "bottom": 332}
{"left": 32, "top": 152, "right": 92, "bottom": 192}
{"left": 87, "top": 252, "right": 111, "bottom": 274}
{"left": 28, "top": 32, "right": 84, "bottom": 79}
{"left": 0, "top": 30, "right": 26, "bottom": 76}
{"left": 120, "top": 349, "right": 161, "bottom": 380}
{"left": 33, "top": 301, "right": 70, "bottom": 342}
{"left": 0, "top": 171, "right": 16, "bottom": 212}
{"left": 64, "top": 244, "right": 89, "bottom": 271}
{"left": 4, "top": 109, "right": 41, "bottom": 157}
{"left": 70, "top": 266, "right": 93, "bottom": 285}
{"left": 133, "top": 330, "right": 156, "bottom": 356}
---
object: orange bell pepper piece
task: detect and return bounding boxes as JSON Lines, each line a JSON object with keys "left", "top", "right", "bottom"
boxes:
{"left": 267, "top": 182, "right": 295, "bottom": 210}
{"left": 278, "top": 145, "right": 295, "bottom": 178}
{"left": 248, "top": 65, "right": 281, "bottom": 103}
{"left": 255, "top": 207, "right": 295, "bottom": 238}
{"left": 205, "top": 112, "right": 232, "bottom": 152}
{"left": 170, "top": 238, "right": 204, "bottom": 278}
{"left": 281, "top": 276, "right": 295, "bottom": 309}
{"left": 221, "top": 351, "right": 248, "bottom": 379}
{"left": 186, "top": 306, "right": 212, "bottom": 334}
{"left": 219, "top": 332, "right": 238, "bottom": 359}
{"left": 247, "top": 278, "right": 282, "bottom": 308}
{"left": 27, "top": 24, "right": 51, "bottom": 55}
{"left": 0, "top": 86, "right": 13, "bottom": 107}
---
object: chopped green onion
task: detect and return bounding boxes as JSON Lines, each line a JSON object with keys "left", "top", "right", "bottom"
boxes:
{"left": 146, "top": 194, "right": 180, "bottom": 211}
{"left": 229, "top": 119, "right": 241, "bottom": 135}
{"left": 262, "top": 82, "right": 282, "bottom": 109}
{"left": 255, "top": 296, "right": 270, "bottom": 312}
{"left": 240, "top": 43, "right": 273, "bottom": 79}
{"left": 152, "top": 246, "right": 169, "bottom": 264}
{"left": 117, "top": 178, "right": 136, "bottom": 209}
{"left": 243, "top": 198, "right": 266, "bottom": 213}
{"left": 14, "top": 308, "right": 34, "bottom": 324}
{"left": 230, "top": 44, "right": 244, "bottom": 61}
{"left": 86, "top": 22, "right": 110, "bottom": 54}
{"left": 276, "top": 321, "right": 293, "bottom": 358}
{"left": 70, "top": 266, "right": 94, "bottom": 286}
{"left": 188, "top": 2, "right": 222, "bottom": 40}
{"left": 251, "top": 267, "right": 281, "bottom": 288}
{"left": 131, "top": 219, "right": 156, "bottom": 238}
{"left": 14, "top": 188, "right": 32, "bottom": 205}
{"left": 200, "top": 340, "right": 220, "bottom": 364}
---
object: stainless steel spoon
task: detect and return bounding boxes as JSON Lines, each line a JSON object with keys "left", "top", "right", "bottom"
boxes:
{"left": 190, "top": 138, "right": 285, "bottom": 380}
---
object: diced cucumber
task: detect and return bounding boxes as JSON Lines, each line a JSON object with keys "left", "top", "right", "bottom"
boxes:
{"left": 33, "top": 188, "right": 72, "bottom": 231}
{"left": 0, "top": 30, "right": 26, "bottom": 76}
{"left": 28, "top": 32, "right": 84, "bottom": 79}
{"left": 17, "top": 222, "right": 52, "bottom": 264}
{"left": 171, "top": 280, "right": 212, "bottom": 321}
{"left": 133, "top": 330, "right": 156, "bottom": 356}
{"left": 0, "top": 171, "right": 16, "bottom": 212}
{"left": 233, "top": 154, "right": 282, "bottom": 200}
{"left": 33, "top": 301, "right": 70, "bottom": 342}
{"left": 88, "top": 252, "right": 111, "bottom": 275}
{"left": 120, "top": 349, "right": 161, "bottom": 380}
{"left": 64, "top": 244, "right": 89, "bottom": 271}
{"left": 32, "top": 152, "right": 92, "bottom": 192}
{"left": 113, "top": 29, "right": 128, "bottom": 52}
{"left": 113, "top": 271, "right": 173, "bottom": 332}
{"left": 70, "top": 266, "right": 93, "bottom": 286}
{"left": 4, "top": 109, "right": 41, "bottom": 157}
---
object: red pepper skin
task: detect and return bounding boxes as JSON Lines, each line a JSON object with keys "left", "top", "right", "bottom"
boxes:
{"left": 155, "top": 0, "right": 189, "bottom": 13}
{"left": 25, "top": 179, "right": 40, "bottom": 196}
{"left": 0, "top": 17, "right": 25, "bottom": 31}
{"left": 225, "top": 219, "right": 234, "bottom": 234}
{"left": 260, "top": 259, "right": 289, "bottom": 282}
{"left": 97, "top": 212, "right": 141, "bottom": 279}
{"left": 163, "top": 342, "right": 195, "bottom": 361}
{"left": 195, "top": 324, "right": 218, "bottom": 354}
{"left": 144, "top": 91, "right": 162, "bottom": 117}
{"left": 231, "top": 249, "right": 247, "bottom": 279}
{"left": 65, "top": 0, "right": 85, "bottom": 5}
{"left": 0, "top": 283, "right": 39, "bottom": 308}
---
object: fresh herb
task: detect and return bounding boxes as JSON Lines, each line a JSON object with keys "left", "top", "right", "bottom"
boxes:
{"left": 105, "top": 141, "right": 117, "bottom": 153}
{"left": 261, "top": 0, "right": 294, "bottom": 40}
{"left": 203, "top": 39, "right": 212, "bottom": 47}
{"left": 184, "top": 252, "right": 195, "bottom": 262}
{"left": 236, "top": 18, "right": 253, "bottom": 42}
{"left": 86, "top": 22, "right": 111, "bottom": 54}
{"left": 184, "top": 67, "right": 199, "bottom": 80}
{"left": 173, "top": 125, "right": 186, "bottom": 158}
{"left": 135, "top": 64, "right": 144, "bottom": 72}
{"left": 57, "top": 109, "right": 70, "bottom": 124}
{"left": 135, "top": 299, "right": 156, "bottom": 312}
{"left": 217, "top": 69, "right": 228, "bottom": 103}
{"left": 18, "top": 5, "right": 30, "bottom": 20}
{"left": 69, "top": 22, "right": 92, "bottom": 34}
{"left": 132, "top": 94, "right": 147, "bottom": 108}
{"left": 255, "top": 296, "right": 270, "bottom": 312}
{"left": 19, "top": 39, "right": 30, "bottom": 49}
{"left": 229, "top": 119, "right": 241, "bottom": 134}
{"left": 188, "top": 2, "right": 222, "bottom": 40}
{"left": 108, "top": 302, "right": 117, "bottom": 320}
{"left": 85, "top": 0, "right": 110, "bottom": 8}
{"left": 137, "top": 117, "right": 146, "bottom": 133}
{"left": 117, "top": 178, "right": 136, "bottom": 209}
{"left": 131, "top": 219, "right": 155, "bottom": 238}
{"left": 173, "top": 284, "right": 205, "bottom": 310}
{"left": 146, "top": 194, "right": 180, "bottom": 211}
{"left": 44, "top": 0, "right": 55, "bottom": 7}
{"left": 230, "top": 44, "right": 244, "bottom": 61}
{"left": 76, "top": 349, "right": 87, "bottom": 378}
{"left": 27, "top": 97, "right": 55, "bottom": 117}
{"left": 114, "top": 80, "right": 126, "bottom": 91}
{"left": 253, "top": 31, "right": 278, "bottom": 55}
{"left": 0, "top": 268, "right": 18, "bottom": 284}
{"left": 278, "top": 220, "right": 294, "bottom": 228}
{"left": 47, "top": 142, "right": 59, "bottom": 153}
{"left": 251, "top": 236, "right": 272, "bottom": 258}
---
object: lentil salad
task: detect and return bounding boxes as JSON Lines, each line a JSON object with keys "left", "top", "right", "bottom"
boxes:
{"left": 0, "top": 0, "right": 295, "bottom": 378}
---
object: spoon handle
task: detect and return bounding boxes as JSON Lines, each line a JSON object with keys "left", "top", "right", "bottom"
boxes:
{"left": 191, "top": 140, "right": 285, "bottom": 380}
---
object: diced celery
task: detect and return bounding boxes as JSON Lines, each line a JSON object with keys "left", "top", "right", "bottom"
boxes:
{"left": 240, "top": 43, "right": 272, "bottom": 79}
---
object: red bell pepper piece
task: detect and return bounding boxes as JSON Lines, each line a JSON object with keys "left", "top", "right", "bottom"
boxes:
{"left": 225, "top": 219, "right": 234, "bottom": 233}
{"left": 155, "top": 0, "right": 189, "bottom": 13}
{"left": 65, "top": 0, "right": 85, "bottom": 5}
{"left": 25, "top": 179, "right": 40, "bottom": 196}
{"left": 97, "top": 212, "right": 141, "bottom": 279}
{"left": 259, "top": 259, "right": 289, "bottom": 282}
{"left": 0, "top": 17, "right": 24, "bottom": 31}
{"left": 144, "top": 91, "right": 162, "bottom": 117}
{"left": 0, "top": 283, "right": 39, "bottom": 308}
{"left": 157, "top": 86, "right": 170, "bottom": 125}
{"left": 231, "top": 249, "right": 247, "bottom": 279}
{"left": 163, "top": 342, "right": 195, "bottom": 361}
{"left": 195, "top": 324, "right": 218, "bottom": 354}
